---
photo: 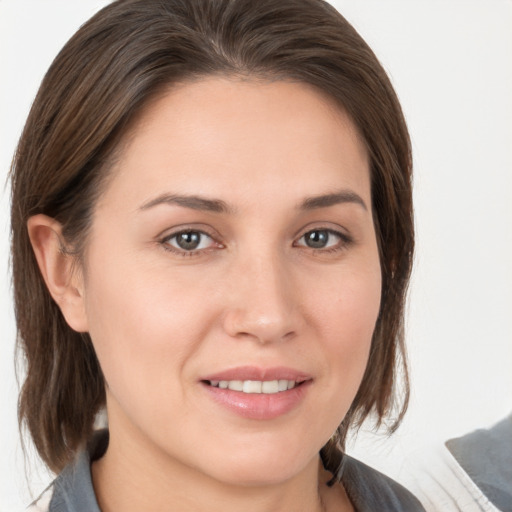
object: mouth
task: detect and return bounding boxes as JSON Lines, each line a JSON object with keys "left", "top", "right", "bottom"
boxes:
{"left": 203, "top": 379, "right": 306, "bottom": 394}
{"left": 200, "top": 367, "right": 312, "bottom": 419}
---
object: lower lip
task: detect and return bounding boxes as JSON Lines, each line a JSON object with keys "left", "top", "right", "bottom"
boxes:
{"left": 201, "top": 381, "right": 311, "bottom": 420}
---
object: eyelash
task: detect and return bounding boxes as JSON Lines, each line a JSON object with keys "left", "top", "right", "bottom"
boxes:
{"left": 294, "top": 228, "right": 353, "bottom": 254}
{"left": 160, "top": 229, "right": 220, "bottom": 257}
{"left": 159, "top": 227, "right": 353, "bottom": 257}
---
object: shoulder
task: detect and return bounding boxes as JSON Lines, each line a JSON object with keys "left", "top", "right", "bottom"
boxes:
{"left": 341, "top": 455, "right": 425, "bottom": 511}
{"left": 447, "top": 413, "right": 512, "bottom": 466}
{"left": 399, "top": 441, "right": 501, "bottom": 512}
{"left": 26, "top": 486, "right": 54, "bottom": 512}
{"left": 446, "top": 415, "right": 512, "bottom": 511}
{"left": 26, "top": 430, "right": 107, "bottom": 512}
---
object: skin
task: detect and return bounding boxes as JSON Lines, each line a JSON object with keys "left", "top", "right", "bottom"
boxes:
{"left": 29, "top": 78, "right": 381, "bottom": 512}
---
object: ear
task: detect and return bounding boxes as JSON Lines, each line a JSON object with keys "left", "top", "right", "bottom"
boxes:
{"left": 27, "top": 214, "right": 89, "bottom": 333}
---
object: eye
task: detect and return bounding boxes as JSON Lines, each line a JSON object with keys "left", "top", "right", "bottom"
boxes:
{"left": 296, "top": 229, "right": 344, "bottom": 250}
{"left": 163, "top": 230, "right": 216, "bottom": 252}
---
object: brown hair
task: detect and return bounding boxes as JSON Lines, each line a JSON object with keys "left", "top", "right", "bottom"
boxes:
{"left": 11, "top": 0, "right": 413, "bottom": 474}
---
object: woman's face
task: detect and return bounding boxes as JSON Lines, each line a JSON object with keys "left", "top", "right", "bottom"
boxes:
{"left": 80, "top": 78, "right": 381, "bottom": 485}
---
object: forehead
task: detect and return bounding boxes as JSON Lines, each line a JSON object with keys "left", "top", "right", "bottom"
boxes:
{"left": 98, "top": 77, "right": 370, "bottom": 212}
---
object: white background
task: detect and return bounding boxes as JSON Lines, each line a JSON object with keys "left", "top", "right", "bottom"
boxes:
{"left": 1, "top": 1, "right": 511, "bottom": 510}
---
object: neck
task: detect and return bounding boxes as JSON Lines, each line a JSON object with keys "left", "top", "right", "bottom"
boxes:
{"left": 91, "top": 406, "right": 353, "bottom": 512}
{"left": 92, "top": 424, "right": 328, "bottom": 512}
{"left": 93, "top": 434, "right": 325, "bottom": 512}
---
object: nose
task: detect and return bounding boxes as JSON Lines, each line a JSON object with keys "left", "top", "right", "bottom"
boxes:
{"left": 222, "top": 252, "right": 301, "bottom": 344}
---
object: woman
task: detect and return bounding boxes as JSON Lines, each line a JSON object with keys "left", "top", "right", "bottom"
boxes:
{"left": 11, "top": 0, "right": 420, "bottom": 510}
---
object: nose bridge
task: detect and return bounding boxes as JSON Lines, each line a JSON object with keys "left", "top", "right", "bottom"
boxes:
{"left": 223, "top": 246, "right": 298, "bottom": 343}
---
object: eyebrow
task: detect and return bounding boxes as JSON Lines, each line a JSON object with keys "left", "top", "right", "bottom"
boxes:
{"left": 139, "top": 189, "right": 367, "bottom": 214}
{"left": 139, "top": 193, "right": 233, "bottom": 214}
{"left": 299, "top": 190, "right": 368, "bottom": 211}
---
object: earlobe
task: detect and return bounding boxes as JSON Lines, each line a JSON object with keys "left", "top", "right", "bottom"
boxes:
{"left": 27, "top": 214, "right": 89, "bottom": 333}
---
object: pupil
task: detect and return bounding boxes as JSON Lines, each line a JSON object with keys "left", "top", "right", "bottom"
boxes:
{"left": 177, "top": 232, "right": 200, "bottom": 250}
{"left": 306, "top": 230, "right": 328, "bottom": 248}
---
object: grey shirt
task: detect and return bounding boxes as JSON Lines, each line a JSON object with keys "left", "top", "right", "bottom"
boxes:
{"left": 447, "top": 413, "right": 512, "bottom": 512}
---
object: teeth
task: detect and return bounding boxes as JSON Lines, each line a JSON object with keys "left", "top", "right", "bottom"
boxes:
{"left": 243, "top": 380, "right": 262, "bottom": 393}
{"left": 278, "top": 379, "right": 288, "bottom": 391}
{"left": 209, "top": 379, "right": 297, "bottom": 394}
{"left": 228, "top": 380, "right": 243, "bottom": 391}
{"left": 262, "top": 380, "right": 278, "bottom": 393}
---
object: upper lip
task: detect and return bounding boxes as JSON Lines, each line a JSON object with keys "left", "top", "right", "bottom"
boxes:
{"left": 201, "top": 366, "right": 312, "bottom": 383}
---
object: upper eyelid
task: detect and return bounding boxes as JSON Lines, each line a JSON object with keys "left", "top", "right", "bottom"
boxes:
{"left": 299, "top": 227, "right": 342, "bottom": 236}
{"left": 294, "top": 223, "right": 350, "bottom": 240}
{"left": 163, "top": 230, "right": 214, "bottom": 242}
{"left": 294, "top": 228, "right": 345, "bottom": 245}
{"left": 159, "top": 224, "right": 219, "bottom": 241}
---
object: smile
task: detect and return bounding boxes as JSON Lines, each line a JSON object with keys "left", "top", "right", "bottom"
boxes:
{"left": 201, "top": 368, "right": 311, "bottom": 419}
{"left": 207, "top": 379, "right": 298, "bottom": 394}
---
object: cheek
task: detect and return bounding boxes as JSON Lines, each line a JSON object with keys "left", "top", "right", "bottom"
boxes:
{"left": 81, "top": 250, "right": 215, "bottom": 412}
{"left": 308, "top": 262, "right": 381, "bottom": 396}
{"left": 311, "top": 260, "right": 381, "bottom": 339}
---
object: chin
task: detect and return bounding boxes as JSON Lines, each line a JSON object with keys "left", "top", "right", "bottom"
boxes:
{"left": 194, "top": 440, "right": 319, "bottom": 487}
